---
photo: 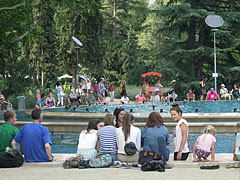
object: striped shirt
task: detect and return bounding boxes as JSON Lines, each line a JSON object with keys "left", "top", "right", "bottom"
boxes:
{"left": 98, "top": 126, "right": 117, "bottom": 155}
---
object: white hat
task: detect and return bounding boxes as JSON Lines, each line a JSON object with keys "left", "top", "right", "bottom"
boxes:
{"left": 221, "top": 84, "right": 225, "bottom": 87}
{"left": 100, "top": 77, "right": 104, "bottom": 80}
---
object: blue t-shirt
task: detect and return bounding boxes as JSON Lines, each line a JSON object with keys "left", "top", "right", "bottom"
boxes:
{"left": 14, "top": 123, "right": 52, "bottom": 162}
{"left": 36, "top": 98, "right": 46, "bottom": 107}
{"left": 98, "top": 126, "right": 117, "bottom": 155}
{"left": 98, "top": 82, "right": 105, "bottom": 95}
{"left": 141, "top": 125, "right": 170, "bottom": 161}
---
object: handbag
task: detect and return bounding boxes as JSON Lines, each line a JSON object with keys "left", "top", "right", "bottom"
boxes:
{"left": 89, "top": 154, "right": 112, "bottom": 168}
{"left": 139, "top": 149, "right": 161, "bottom": 165}
{"left": 124, "top": 142, "right": 137, "bottom": 155}
{"left": 141, "top": 160, "right": 166, "bottom": 172}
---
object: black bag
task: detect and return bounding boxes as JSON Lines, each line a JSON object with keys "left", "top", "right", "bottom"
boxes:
{"left": 139, "top": 150, "right": 161, "bottom": 165}
{"left": 141, "top": 160, "right": 166, "bottom": 172}
{"left": 0, "top": 150, "right": 24, "bottom": 168}
{"left": 124, "top": 142, "right": 137, "bottom": 155}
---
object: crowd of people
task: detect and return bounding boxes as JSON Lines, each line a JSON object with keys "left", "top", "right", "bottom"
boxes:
{"left": 1, "top": 105, "right": 239, "bottom": 170}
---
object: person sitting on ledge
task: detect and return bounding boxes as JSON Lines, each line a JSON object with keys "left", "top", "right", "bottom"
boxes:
{"left": 120, "top": 93, "right": 129, "bottom": 104}
{"left": 11, "top": 109, "right": 55, "bottom": 162}
{"left": 206, "top": 88, "right": 220, "bottom": 101}
{"left": 186, "top": 89, "right": 195, "bottom": 102}
{"left": 0, "top": 92, "right": 11, "bottom": 106}
{"left": 35, "top": 93, "right": 47, "bottom": 109}
{"left": 86, "top": 91, "right": 96, "bottom": 106}
{"left": 219, "top": 84, "right": 231, "bottom": 100}
{"left": 168, "top": 90, "right": 178, "bottom": 102}
{"left": 135, "top": 91, "right": 146, "bottom": 103}
{"left": 150, "top": 91, "right": 160, "bottom": 104}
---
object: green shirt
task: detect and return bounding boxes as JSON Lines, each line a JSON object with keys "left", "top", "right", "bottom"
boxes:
{"left": 0, "top": 121, "right": 18, "bottom": 154}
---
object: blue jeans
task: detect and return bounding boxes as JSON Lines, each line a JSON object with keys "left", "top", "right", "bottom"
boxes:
{"left": 94, "top": 91, "right": 99, "bottom": 101}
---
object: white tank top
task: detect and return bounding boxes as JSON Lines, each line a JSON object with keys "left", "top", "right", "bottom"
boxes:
{"left": 172, "top": 119, "right": 189, "bottom": 153}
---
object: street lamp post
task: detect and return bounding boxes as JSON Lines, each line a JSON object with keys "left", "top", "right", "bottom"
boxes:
{"left": 72, "top": 36, "right": 83, "bottom": 87}
{"left": 205, "top": 15, "right": 224, "bottom": 92}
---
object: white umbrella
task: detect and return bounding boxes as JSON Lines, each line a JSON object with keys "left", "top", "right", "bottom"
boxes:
{"left": 57, "top": 74, "right": 73, "bottom": 79}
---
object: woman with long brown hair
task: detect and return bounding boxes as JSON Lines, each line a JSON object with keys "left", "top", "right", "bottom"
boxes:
{"left": 116, "top": 113, "right": 141, "bottom": 163}
{"left": 140, "top": 112, "right": 170, "bottom": 164}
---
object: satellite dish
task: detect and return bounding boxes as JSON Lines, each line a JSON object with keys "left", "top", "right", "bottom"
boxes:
{"left": 205, "top": 15, "right": 224, "bottom": 28}
{"left": 72, "top": 36, "right": 83, "bottom": 46}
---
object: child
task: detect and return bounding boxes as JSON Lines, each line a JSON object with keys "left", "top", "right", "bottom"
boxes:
{"left": 192, "top": 125, "right": 217, "bottom": 162}
{"left": 233, "top": 122, "right": 240, "bottom": 161}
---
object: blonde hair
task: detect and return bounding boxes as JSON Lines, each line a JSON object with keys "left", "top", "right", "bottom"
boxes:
{"left": 236, "top": 122, "right": 240, "bottom": 129}
{"left": 202, "top": 125, "right": 216, "bottom": 141}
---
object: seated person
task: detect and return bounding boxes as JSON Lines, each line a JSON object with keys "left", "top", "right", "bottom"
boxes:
{"left": 35, "top": 90, "right": 41, "bottom": 100}
{"left": 186, "top": 89, "right": 195, "bottom": 102}
{"left": 120, "top": 94, "right": 129, "bottom": 104}
{"left": 135, "top": 92, "right": 146, "bottom": 103}
{"left": 98, "top": 93, "right": 106, "bottom": 105}
{"left": 155, "top": 79, "right": 163, "bottom": 97}
{"left": 35, "top": 93, "right": 47, "bottom": 109}
{"left": 220, "top": 84, "right": 231, "bottom": 100}
{"left": 206, "top": 88, "right": 220, "bottom": 101}
{"left": 69, "top": 89, "right": 78, "bottom": 103}
{"left": 230, "top": 83, "right": 240, "bottom": 100}
{"left": 45, "top": 92, "right": 56, "bottom": 107}
{"left": 11, "top": 109, "right": 55, "bottom": 162}
{"left": 86, "top": 91, "right": 96, "bottom": 106}
{"left": 150, "top": 91, "right": 160, "bottom": 104}
{"left": 0, "top": 92, "right": 11, "bottom": 106}
{"left": 168, "top": 90, "right": 178, "bottom": 102}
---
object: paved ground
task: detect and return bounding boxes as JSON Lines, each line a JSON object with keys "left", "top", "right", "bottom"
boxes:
{"left": 1, "top": 153, "right": 239, "bottom": 180}
{"left": 0, "top": 165, "right": 239, "bottom": 180}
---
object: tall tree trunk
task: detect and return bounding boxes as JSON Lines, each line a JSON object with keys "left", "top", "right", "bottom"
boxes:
{"left": 112, "top": 0, "right": 116, "bottom": 38}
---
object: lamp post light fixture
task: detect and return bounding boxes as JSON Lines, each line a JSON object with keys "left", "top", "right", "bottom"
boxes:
{"left": 72, "top": 36, "right": 83, "bottom": 87}
{"left": 205, "top": 15, "right": 224, "bottom": 92}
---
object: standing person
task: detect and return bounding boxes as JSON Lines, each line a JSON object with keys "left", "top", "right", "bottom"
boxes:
{"left": 120, "top": 80, "right": 126, "bottom": 97}
{"left": 11, "top": 109, "right": 55, "bottom": 162}
{"left": 187, "top": 89, "right": 195, "bottom": 102}
{"left": 109, "top": 83, "right": 115, "bottom": 102}
{"left": 98, "top": 78, "right": 106, "bottom": 99}
{"left": 139, "top": 112, "right": 170, "bottom": 164}
{"left": 45, "top": 92, "right": 56, "bottom": 107}
{"left": 56, "top": 84, "right": 64, "bottom": 106}
{"left": 230, "top": 83, "right": 240, "bottom": 100}
{"left": 170, "top": 104, "right": 191, "bottom": 161}
{"left": 206, "top": 88, "right": 220, "bottom": 101}
{"left": 155, "top": 79, "right": 164, "bottom": 98}
{"left": 93, "top": 81, "right": 99, "bottom": 101}
{"left": 113, "top": 107, "right": 125, "bottom": 128}
{"left": 0, "top": 111, "right": 18, "bottom": 154}
{"left": 192, "top": 125, "right": 217, "bottom": 162}
{"left": 199, "top": 78, "right": 206, "bottom": 101}
{"left": 87, "top": 80, "right": 92, "bottom": 94}
{"left": 96, "top": 114, "right": 117, "bottom": 161}
{"left": 104, "top": 81, "right": 108, "bottom": 98}
{"left": 116, "top": 113, "right": 141, "bottom": 163}
{"left": 82, "top": 81, "right": 87, "bottom": 96}
{"left": 76, "top": 119, "right": 100, "bottom": 163}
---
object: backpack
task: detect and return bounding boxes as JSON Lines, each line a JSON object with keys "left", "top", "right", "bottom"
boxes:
{"left": 0, "top": 150, "right": 24, "bottom": 168}
{"left": 89, "top": 154, "right": 112, "bottom": 168}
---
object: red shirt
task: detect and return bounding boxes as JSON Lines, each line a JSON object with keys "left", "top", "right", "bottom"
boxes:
{"left": 93, "top": 84, "right": 98, "bottom": 92}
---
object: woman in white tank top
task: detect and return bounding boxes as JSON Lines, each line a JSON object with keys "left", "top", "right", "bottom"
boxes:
{"left": 170, "top": 104, "right": 191, "bottom": 160}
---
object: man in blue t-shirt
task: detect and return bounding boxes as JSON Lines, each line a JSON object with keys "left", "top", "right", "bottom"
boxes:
{"left": 11, "top": 109, "right": 54, "bottom": 162}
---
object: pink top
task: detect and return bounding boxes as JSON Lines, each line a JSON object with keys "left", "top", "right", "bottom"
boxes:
{"left": 206, "top": 91, "right": 219, "bottom": 101}
{"left": 136, "top": 96, "right": 144, "bottom": 103}
{"left": 93, "top": 84, "right": 98, "bottom": 92}
{"left": 196, "top": 134, "right": 216, "bottom": 152}
{"left": 35, "top": 94, "right": 41, "bottom": 100}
